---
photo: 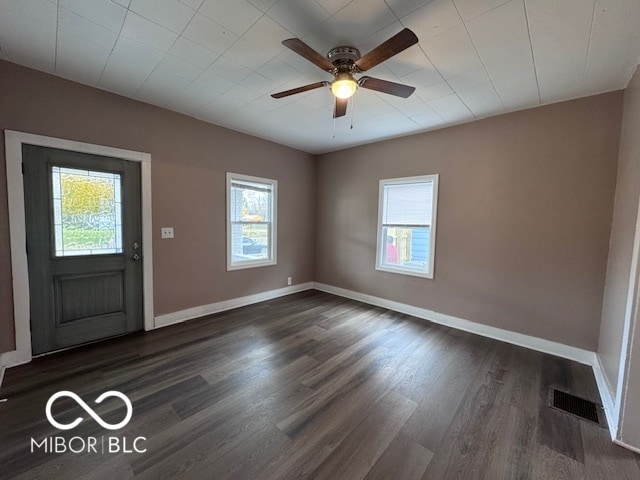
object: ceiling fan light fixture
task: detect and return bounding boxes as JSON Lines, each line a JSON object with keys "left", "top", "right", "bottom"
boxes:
{"left": 331, "top": 77, "right": 358, "bottom": 99}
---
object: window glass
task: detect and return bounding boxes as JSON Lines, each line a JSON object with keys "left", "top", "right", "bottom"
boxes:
{"left": 377, "top": 175, "right": 438, "bottom": 278}
{"left": 52, "top": 166, "right": 122, "bottom": 256}
{"left": 227, "top": 173, "right": 277, "bottom": 270}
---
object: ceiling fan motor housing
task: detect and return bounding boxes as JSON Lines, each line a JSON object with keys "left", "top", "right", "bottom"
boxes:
{"left": 327, "top": 46, "right": 361, "bottom": 73}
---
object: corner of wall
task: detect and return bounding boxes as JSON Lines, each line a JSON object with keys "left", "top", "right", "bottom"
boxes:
{"left": 594, "top": 62, "right": 640, "bottom": 447}
{"left": 311, "top": 152, "right": 322, "bottom": 283}
{"left": 593, "top": 353, "right": 619, "bottom": 439}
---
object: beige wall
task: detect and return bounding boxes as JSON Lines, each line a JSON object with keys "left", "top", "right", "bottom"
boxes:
{"left": 0, "top": 60, "right": 316, "bottom": 354}
{"left": 602, "top": 65, "right": 640, "bottom": 447}
{"left": 316, "top": 93, "right": 623, "bottom": 351}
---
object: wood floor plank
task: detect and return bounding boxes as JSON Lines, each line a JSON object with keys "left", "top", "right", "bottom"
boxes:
{"left": 167, "top": 423, "right": 291, "bottom": 480}
{"left": 172, "top": 339, "right": 319, "bottom": 420}
{"left": 396, "top": 328, "right": 481, "bottom": 402}
{"left": 420, "top": 341, "right": 519, "bottom": 479}
{"left": 300, "top": 329, "right": 388, "bottom": 389}
{"left": 130, "top": 355, "right": 318, "bottom": 478}
{"left": 199, "top": 325, "right": 325, "bottom": 385}
{"left": 1, "top": 291, "right": 638, "bottom": 480}
{"left": 482, "top": 349, "right": 540, "bottom": 479}
{"left": 400, "top": 334, "right": 493, "bottom": 451}
{"left": 307, "top": 308, "right": 401, "bottom": 363}
{"left": 308, "top": 391, "right": 417, "bottom": 480}
{"left": 478, "top": 403, "right": 537, "bottom": 479}
{"left": 277, "top": 345, "right": 389, "bottom": 437}
{"left": 530, "top": 444, "right": 586, "bottom": 479}
{"left": 580, "top": 420, "right": 640, "bottom": 479}
{"left": 363, "top": 431, "right": 433, "bottom": 480}
{"left": 259, "top": 376, "right": 396, "bottom": 479}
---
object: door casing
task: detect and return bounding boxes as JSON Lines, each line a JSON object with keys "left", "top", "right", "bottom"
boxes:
{"left": 2, "top": 130, "right": 154, "bottom": 367}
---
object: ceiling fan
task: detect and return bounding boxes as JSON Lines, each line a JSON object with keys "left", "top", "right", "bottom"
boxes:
{"left": 271, "top": 28, "right": 419, "bottom": 118}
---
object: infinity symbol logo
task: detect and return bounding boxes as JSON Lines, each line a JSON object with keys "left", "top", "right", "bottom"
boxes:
{"left": 45, "top": 391, "right": 133, "bottom": 431}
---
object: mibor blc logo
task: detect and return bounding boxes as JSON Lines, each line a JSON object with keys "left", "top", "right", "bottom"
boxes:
{"left": 31, "top": 390, "right": 147, "bottom": 454}
{"left": 46, "top": 391, "right": 133, "bottom": 430}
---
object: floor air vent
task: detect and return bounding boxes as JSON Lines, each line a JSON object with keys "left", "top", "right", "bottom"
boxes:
{"left": 550, "top": 389, "right": 602, "bottom": 425}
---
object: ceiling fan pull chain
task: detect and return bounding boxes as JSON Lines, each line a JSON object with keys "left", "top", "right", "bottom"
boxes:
{"left": 333, "top": 116, "right": 336, "bottom": 139}
{"left": 350, "top": 96, "right": 355, "bottom": 130}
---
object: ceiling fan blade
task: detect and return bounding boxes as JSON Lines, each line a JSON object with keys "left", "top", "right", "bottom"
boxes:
{"left": 282, "top": 38, "right": 335, "bottom": 72}
{"left": 271, "top": 81, "right": 329, "bottom": 99}
{"left": 358, "top": 76, "right": 416, "bottom": 98}
{"left": 355, "top": 28, "right": 418, "bottom": 72}
{"left": 334, "top": 97, "right": 348, "bottom": 118}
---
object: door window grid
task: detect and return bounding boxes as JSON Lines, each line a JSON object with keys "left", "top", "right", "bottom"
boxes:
{"left": 52, "top": 166, "right": 123, "bottom": 257}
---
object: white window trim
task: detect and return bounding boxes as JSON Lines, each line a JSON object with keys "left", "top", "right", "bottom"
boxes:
{"left": 375, "top": 174, "right": 439, "bottom": 279}
{"left": 226, "top": 172, "right": 277, "bottom": 271}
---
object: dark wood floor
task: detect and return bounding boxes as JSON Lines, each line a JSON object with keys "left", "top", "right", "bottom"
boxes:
{"left": 1, "top": 290, "right": 639, "bottom": 479}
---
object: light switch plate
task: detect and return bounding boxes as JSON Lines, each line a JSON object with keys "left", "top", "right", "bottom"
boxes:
{"left": 161, "top": 227, "right": 174, "bottom": 239}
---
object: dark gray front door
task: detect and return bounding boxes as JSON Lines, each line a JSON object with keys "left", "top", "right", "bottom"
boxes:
{"left": 23, "top": 145, "right": 143, "bottom": 355}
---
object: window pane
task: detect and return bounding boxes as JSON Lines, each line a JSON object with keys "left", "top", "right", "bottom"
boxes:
{"left": 378, "top": 175, "right": 438, "bottom": 278}
{"left": 230, "top": 223, "right": 270, "bottom": 263}
{"left": 383, "top": 181, "right": 433, "bottom": 225}
{"left": 230, "top": 183, "right": 272, "bottom": 222}
{"left": 52, "top": 166, "right": 122, "bottom": 257}
{"left": 228, "top": 174, "right": 276, "bottom": 269}
{"left": 382, "top": 226, "right": 431, "bottom": 271}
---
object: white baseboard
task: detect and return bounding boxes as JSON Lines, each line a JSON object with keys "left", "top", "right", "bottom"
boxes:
{"left": 592, "top": 355, "right": 619, "bottom": 439}
{"left": 313, "top": 282, "right": 596, "bottom": 366}
{"left": 154, "top": 282, "right": 315, "bottom": 328}
{"left": 614, "top": 439, "right": 640, "bottom": 455}
{"left": 0, "top": 347, "right": 32, "bottom": 371}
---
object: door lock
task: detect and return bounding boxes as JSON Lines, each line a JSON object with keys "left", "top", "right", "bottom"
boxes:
{"left": 132, "top": 253, "right": 140, "bottom": 261}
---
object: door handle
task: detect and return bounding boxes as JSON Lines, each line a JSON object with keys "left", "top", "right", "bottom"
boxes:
{"left": 132, "top": 242, "right": 141, "bottom": 261}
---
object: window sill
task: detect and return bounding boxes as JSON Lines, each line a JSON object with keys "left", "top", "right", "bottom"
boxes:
{"left": 227, "top": 259, "right": 277, "bottom": 271}
{"left": 375, "top": 264, "right": 433, "bottom": 279}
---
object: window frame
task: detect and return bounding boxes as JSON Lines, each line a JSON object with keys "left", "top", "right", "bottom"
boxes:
{"left": 226, "top": 172, "right": 277, "bottom": 271}
{"left": 375, "top": 174, "right": 439, "bottom": 279}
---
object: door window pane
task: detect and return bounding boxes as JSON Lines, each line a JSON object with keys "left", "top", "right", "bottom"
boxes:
{"left": 52, "top": 166, "right": 122, "bottom": 256}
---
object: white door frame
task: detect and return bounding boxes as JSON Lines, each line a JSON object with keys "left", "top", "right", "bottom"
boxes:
{"left": 1, "top": 130, "right": 154, "bottom": 368}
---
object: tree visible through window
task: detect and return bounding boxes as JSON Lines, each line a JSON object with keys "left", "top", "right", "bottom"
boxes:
{"left": 52, "top": 166, "right": 122, "bottom": 256}
{"left": 376, "top": 175, "right": 439, "bottom": 278}
{"left": 227, "top": 173, "right": 277, "bottom": 270}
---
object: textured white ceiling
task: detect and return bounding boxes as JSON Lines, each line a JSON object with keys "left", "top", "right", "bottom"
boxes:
{"left": 1, "top": 0, "right": 639, "bottom": 154}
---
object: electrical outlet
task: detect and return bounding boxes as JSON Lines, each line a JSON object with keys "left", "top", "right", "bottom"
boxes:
{"left": 287, "top": 277, "right": 292, "bottom": 286}
{"left": 161, "top": 227, "right": 174, "bottom": 239}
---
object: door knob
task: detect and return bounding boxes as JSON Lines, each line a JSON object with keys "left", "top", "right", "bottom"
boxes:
{"left": 132, "top": 253, "right": 140, "bottom": 261}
